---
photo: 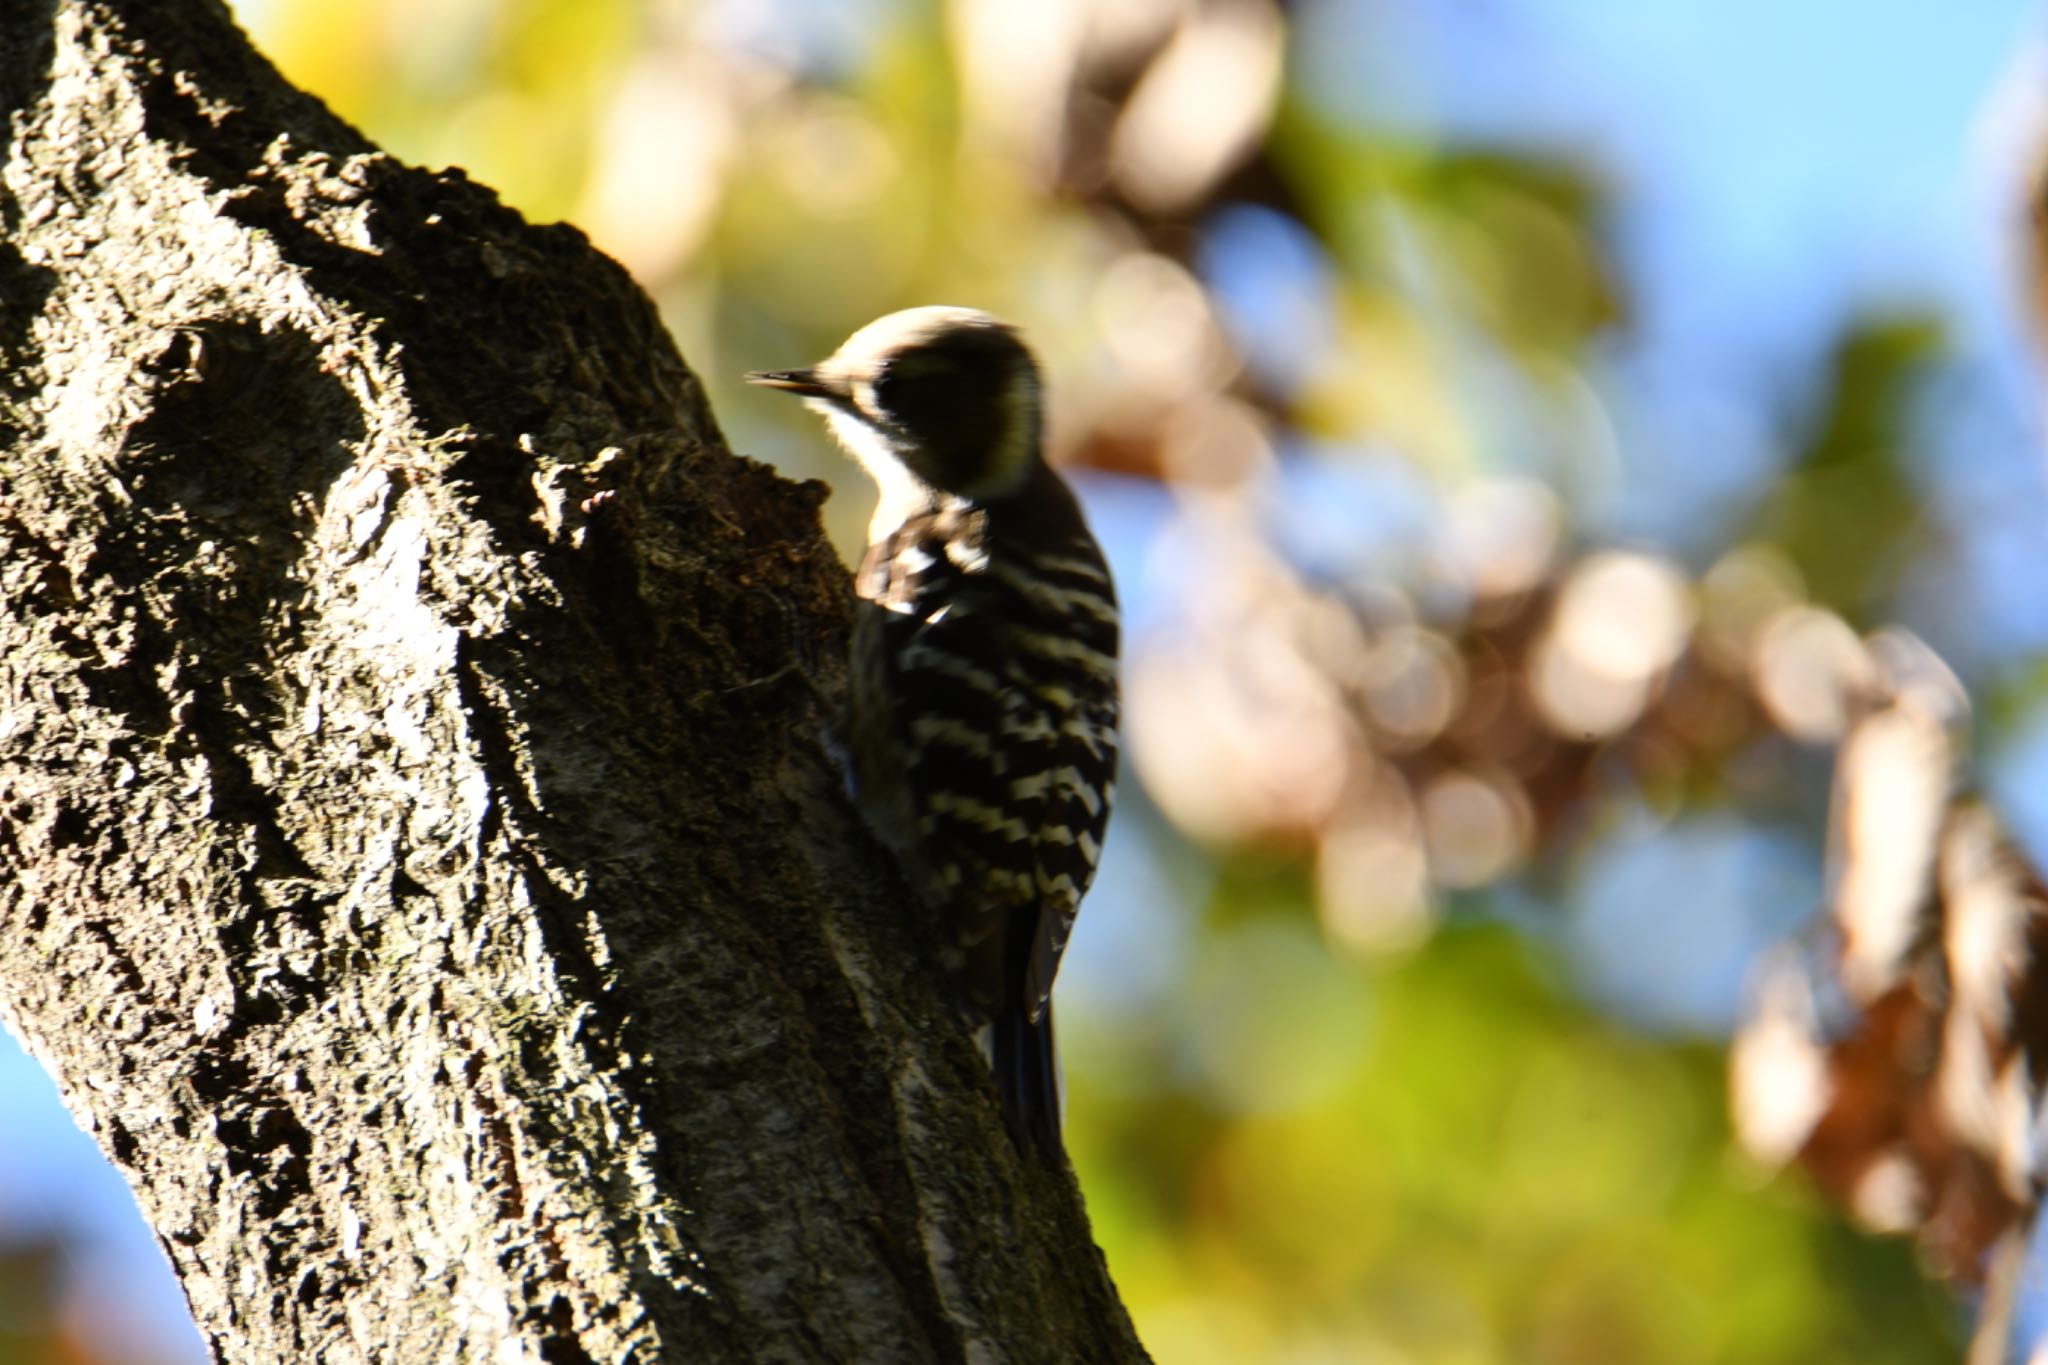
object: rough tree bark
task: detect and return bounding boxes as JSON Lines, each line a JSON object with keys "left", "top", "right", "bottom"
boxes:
{"left": 0, "top": 1, "right": 1149, "bottom": 1361}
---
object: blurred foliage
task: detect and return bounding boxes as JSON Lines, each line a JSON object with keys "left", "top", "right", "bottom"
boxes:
{"left": 1748, "top": 317, "right": 1944, "bottom": 624}
{"left": 0, "top": 1230, "right": 106, "bottom": 1365}
{"left": 1075, "top": 916, "right": 1957, "bottom": 1365}
{"left": 29, "top": 0, "right": 2037, "bottom": 1360}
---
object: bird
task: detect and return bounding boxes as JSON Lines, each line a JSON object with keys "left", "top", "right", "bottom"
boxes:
{"left": 748, "top": 306, "right": 1119, "bottom": 1162}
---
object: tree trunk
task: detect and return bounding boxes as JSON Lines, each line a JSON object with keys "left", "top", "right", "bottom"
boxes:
{"left": 0, "top": 1, "right": 1147, "bottom": 1360}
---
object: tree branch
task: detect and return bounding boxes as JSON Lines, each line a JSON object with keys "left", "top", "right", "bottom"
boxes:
{"left": 0, "top": 1, "right": 1145, "bottom": 1359}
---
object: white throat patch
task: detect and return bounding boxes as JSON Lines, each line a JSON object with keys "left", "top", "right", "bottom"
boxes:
{"left": 814, "top": 399, "right": 938, "bottom": 540}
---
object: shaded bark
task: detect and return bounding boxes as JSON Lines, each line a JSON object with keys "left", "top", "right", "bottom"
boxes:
{"left": 0, "top": 1, "right": 1146, "bottom": 1360}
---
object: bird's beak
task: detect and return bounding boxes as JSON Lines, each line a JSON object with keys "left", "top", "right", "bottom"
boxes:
{"left": 745, "top": 368, "right": 834, "bottom": 398}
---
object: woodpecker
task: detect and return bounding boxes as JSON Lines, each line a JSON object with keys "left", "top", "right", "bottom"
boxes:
{"left": 748, "top": 307, "right": 1119, "bottom": 1161}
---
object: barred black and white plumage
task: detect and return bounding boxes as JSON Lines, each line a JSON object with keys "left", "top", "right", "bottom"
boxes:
{"left": 748, "top": 307, "right": 1119, "bottom": 1162}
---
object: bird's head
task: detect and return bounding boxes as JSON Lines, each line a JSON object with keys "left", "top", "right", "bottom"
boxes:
{"left": 747, "top": 306, "right": 1044, "bottom": 507}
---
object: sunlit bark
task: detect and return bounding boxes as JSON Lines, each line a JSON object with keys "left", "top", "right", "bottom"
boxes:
{"left": 0, "top": 2, "right": 1145, "bottom": 1360}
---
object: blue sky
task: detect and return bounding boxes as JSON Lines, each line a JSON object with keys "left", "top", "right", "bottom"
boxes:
{"left": 1311, "top": 0, "right": 2040, "bottom": 337}
{"left": 7, "top": 1, "right": 2048, "bottom": 1359}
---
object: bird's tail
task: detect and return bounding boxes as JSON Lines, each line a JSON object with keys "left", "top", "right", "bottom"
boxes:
{"left": 992, "top": 998, "right": 1064, "bottom": 1164}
